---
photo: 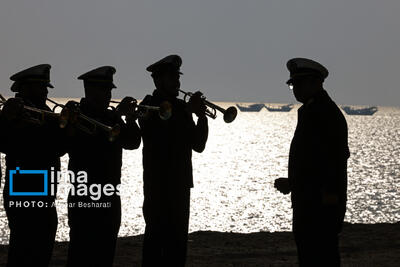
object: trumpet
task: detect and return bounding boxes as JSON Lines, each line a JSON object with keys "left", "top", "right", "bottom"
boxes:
{"left": 47, "top": 98, "right": 121, "bottom": 142}
{"left": 179, "top": 89, "right": 237, "bottom": 123}
{"left": 110, "top": 99, "right": 172, "bottom": 120}
{"left": 0, "top": 93, "right": 66, "bottom": 126}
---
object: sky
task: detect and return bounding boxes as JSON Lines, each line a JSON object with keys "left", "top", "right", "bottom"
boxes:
{"left": 0, "top": 0, "right": 399, "bottom": 106}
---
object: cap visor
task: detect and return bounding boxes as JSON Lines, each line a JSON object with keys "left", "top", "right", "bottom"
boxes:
{"left": 11, "top": 82, "right": 19, "bottom": 92}
{"left": 48, "top": 83, "right": 54, "bottom": 89}
{"left": 286, "top": 73, "right": 316, "bottom": 84}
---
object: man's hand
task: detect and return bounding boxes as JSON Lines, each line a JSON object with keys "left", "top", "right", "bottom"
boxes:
{"left": 64, "top": 100, "right": 80, "bottom": 111}
{"left": 274, "top": 177, "right": 291, "bottom": 195}
{"left": 116, "top": 97, "right": 137, "bottom": 117}
{"left": 188, "top": 91, "right": 206, "bottom": 118}
{"left": 1, "top": 97, "right": 24, "bottom": 121}
{"left": 62, "top": 101, "right": 80, "bottom": 124}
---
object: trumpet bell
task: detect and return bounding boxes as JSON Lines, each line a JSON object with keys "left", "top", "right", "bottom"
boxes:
{"left": 223, "top": 106, "right": 238, "bottom": 123}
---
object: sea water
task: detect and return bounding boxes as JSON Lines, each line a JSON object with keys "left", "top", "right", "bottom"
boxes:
{"left": 0, "top": 102, "right": 399, "bottom": 244}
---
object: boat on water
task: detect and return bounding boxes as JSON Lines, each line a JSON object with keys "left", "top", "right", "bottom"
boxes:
{"left": 342, "top": 106, "right": 378, "bottom": 115}
{"left": 265, "top": 103, "right": 294, "bottom": 112}
{"left": 236, "top": 103, "right": 265, "bottom": 112}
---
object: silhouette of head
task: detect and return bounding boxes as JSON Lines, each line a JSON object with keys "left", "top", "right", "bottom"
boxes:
{"left": 147, "top": 55, "right": 182, "bottom": 97}
{"left": 286, "top": 58, "right": 328, "bottom": 103}
{"left": 10, "top": 64, "right": 53, "bottom": 106}
{"left": 78, "top": 66, "right": 116, "bottom": 112}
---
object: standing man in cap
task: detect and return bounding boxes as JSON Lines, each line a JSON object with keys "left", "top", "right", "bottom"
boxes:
{"left": 0, "top": 64, "right": 65, "bottom": 266}
{"left": 140, "top": 54, "right": 208, "bottom": 266}
{"left": 65, "top": 66, "right": 141, "bottom": 267}
{"left": 274, "top": 58, "right": 350, "bottom": 266}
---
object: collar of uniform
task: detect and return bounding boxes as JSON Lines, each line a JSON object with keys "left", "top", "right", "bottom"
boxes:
{"left": 152, "top": 89, "right": 163, "bottom": 98}
{"left": 303, "top": 89, "right": 329, "bottom": 107}
{"left": 312, "top": 89, "right": 329, "bottom": 103}
{"left": 305, "top": 98, "right": 315, "bottom": 106}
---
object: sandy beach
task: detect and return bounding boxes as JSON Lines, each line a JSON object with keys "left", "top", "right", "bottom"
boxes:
{"left": 0, "top": 222, "right": 398, "bottom": 266}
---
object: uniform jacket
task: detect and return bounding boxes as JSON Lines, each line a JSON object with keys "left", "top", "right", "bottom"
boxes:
{"left": 67, "top": 98, "right": 141, "bottom": 191}
{"left": 289, "top": 89, "right": 350, "bottom": 217}
{"left": 139, "top": 90, "right": 208, "bottom": 192}
{"left": 0, "top": 98, "right": 64, "bottom": 203}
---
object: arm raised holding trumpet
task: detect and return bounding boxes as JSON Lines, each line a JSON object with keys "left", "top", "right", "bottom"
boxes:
{"left": 0, "top": 94, "right": 121, "bottom": 142}
{"left": 1, "top": 93, "right": 171, "bottom": 143}
{"left": 49, "top": 95, "right": 171, "bottom": 142}
{"left": 47, "top": 98, "right": 123, "bottom": 142}
{"left": 179, "top": 89, "right": 237, "bottom": 123}
{"left": 110, "top": 96, "right": 172, "bottom": 121}
{"left": 0, "top": 93, "right": 67, "bottom": 128}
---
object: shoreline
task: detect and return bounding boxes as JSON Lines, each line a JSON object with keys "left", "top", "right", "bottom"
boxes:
{"left": 0, "top": 222, "right": 398, "bottom": 266}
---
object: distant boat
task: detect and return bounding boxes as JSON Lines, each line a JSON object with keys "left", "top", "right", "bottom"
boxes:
{"left": 342, "top": 106, "right": 378, "bottom": 115}
{"left": 265, "top": 104, "right": 294, "bottom": 112}
{"left": 236, "top": 103, "right": 265, "bottom": 112}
